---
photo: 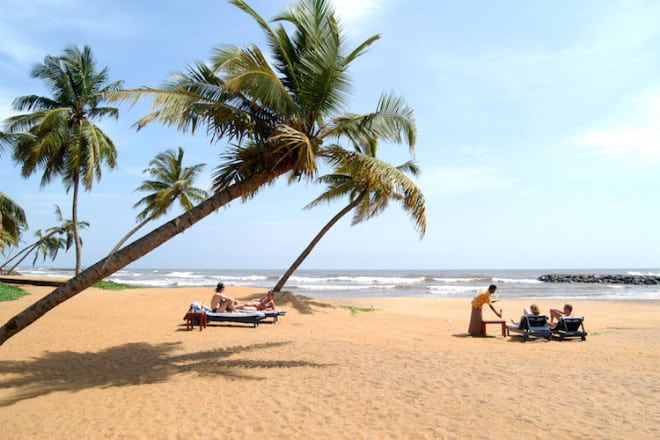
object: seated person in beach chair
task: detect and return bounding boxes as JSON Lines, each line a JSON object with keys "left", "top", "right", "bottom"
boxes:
{"left": 210, "top": 282, "right": 238, "bottom": 312}
{"left": 549, "top": 303, "right": 573, "bottom": 326}
{"left": 506, "top": 304, "right": 552, "bottom": 340}
{"left": 237, "top": 290, "right": 276, "bottom": 311}
{"left": 551, "top": 315, "right": 588, "bottom": 340}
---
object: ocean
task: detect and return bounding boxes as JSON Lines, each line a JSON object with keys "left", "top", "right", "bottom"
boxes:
{"left": 15, "top": 267, "right": 660, "bottom": 300}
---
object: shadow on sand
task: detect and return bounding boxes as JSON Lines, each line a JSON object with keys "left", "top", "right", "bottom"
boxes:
{"left": 0, "top": 340, "right": 332, "bottom": 407}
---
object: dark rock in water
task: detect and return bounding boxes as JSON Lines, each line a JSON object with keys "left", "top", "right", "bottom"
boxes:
{"left": 537, "top": 274, "right": 660, "bottom": 285}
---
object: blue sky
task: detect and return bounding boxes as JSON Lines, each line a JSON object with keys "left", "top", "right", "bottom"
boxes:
{"left": 1, "top": 0, "right": 659, "bottom": 271}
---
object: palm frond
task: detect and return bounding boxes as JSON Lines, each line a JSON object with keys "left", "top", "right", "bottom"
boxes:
{"left": 323, "top": 92, "right": 416, "bottom": 152}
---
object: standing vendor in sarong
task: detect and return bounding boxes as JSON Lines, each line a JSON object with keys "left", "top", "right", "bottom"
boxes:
{"left": 468, "top": 284, "right": 502, "bottom": 336}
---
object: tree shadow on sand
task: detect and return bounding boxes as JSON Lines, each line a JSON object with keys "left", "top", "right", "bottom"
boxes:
{"left": 0, "top": 340, "right": 332, "bottom": 407}
{"left": 243, "top": 291, "right": 334, "bottom": 315}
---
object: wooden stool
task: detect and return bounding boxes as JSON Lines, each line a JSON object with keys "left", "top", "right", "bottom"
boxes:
{"left": 482, "top": 320, "right": 506, "bottom": 337}
{"left": 185, "top": 312, "right": 206, "bottom": 331}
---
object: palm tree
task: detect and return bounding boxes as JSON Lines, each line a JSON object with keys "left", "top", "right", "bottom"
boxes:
{"left": 0, "top": 0, "right": 416, "bottom": 345}
{"left": 273, "top": 143, "right": 426, "bottom": 292}
{"left": 2, "top": 205, "right": 87, "bottom": 273}
{"left": 0, "top": 192, "right": 27, "bottom": 255}
{"left": 1, "top": 45, "right": 123, "bottom": 274}
{"left": 109, "top": 147, "right": 208, "bottom": 255}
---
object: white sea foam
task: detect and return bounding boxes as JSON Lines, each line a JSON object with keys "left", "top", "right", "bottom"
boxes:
{"left": 288, "top": 275, "right": 423, "bottom": 285}
{"left": 432, "top": 277, "right": 482, "bottom": 283}
{"left": 167, "top": 271, "right": 200, "bottom": 278}
{"left": 628, "top": 271, "right": 660, "bottom": 277}
{"left": 216, "top": 275, "right": 269, "bottom": 282}
{"left": 296, "top": 284, "right": 397, "bottom": 291}
{"left": 492, "top": 277, "right": 541, "bottom": 284}
{"left": 427, "top": 285, "right": 475, "bottom": 296}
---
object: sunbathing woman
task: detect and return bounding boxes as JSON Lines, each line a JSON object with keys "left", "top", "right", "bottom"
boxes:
{"left": 238, "top": 290, "right": 275, "bottom": 311}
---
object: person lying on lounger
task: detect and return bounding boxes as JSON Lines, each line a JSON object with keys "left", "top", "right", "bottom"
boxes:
{"left": 549, "top": 303, "right": 572, "bottom": 326}
{"left": 210, "top": 282, "right": 238, "bottom": 312}
{"left": 238, "top": 290, "right": 276, "bottom": 311}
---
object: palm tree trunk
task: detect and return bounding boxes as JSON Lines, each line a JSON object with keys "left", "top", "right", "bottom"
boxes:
{"left": 273, "top": 191, "right": 367, "bottom": 292}
{"left": 0, "top": 171, "right": 283, "bottom": 346}
{"left": 72, "top": 173, "right": 82, "bottom": 275}
{"left": 6, "top": 242, "right": 40, "bottom": 274}
{"left": 2, "top": 241, "right": 39, "bottom": 270}
{"left": 108, "top": 216, "right": 154, "bottom": 256}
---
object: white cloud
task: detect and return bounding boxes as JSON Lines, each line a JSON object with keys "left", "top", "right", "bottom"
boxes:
{"left": 330, "top": 0, "right": 392, "bottom": 24}
{"left": 572, "top": 93, "right": 660, "bottom": 162}
{"left": 458, "top": 146, "right": 492, "bottom": 161}
{"left": 417, "top": 166, "right": 516, "bottom": 197}
{"left": 574, "top": 128, "right": 660, "bottom": 161}
{"left": 0, "top": 0, "right": 138, "bottom": 69}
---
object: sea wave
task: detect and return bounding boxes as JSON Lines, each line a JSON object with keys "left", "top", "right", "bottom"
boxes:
{"left": 432, "top": 277, "right": 484, "bottom": 283}
{"left": 427, "top": 285, "right": 476, "bottom": 296}
{"left": 288, "top": 275, "right": 424, "bottom": 285}
{"left": 492, "top": 277, "right": 542, "bottom": 284}
{"left": 628, "top": 271, "right": 660, "bottom": 277}
{"left": 296, "top": 284, "right": 397, "bottom": 291}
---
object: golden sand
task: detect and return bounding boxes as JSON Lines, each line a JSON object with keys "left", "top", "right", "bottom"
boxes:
{"left": 0, "top": 283, "right": 658, "bottom": 439}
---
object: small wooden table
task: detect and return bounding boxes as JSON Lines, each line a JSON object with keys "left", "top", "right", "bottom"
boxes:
{"left": 482, "top": 320, "right": 506, "bottom": 337}
{"left": 185, "top": 312, "right": 206, "bottom": 331}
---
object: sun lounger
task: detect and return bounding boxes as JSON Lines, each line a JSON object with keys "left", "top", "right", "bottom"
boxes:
{"left": 506, "top": 314, "right": 552, "bottom": 341}
{"left": 262, "top": 309, "right": 286, "bottom": 323}
{"left": 552, "top": 316, "right": 587, "bottom": 341}
{"left": 204, "top": 310, "right": 266, "bottom": 327}
{"left": 184, "top": 302, "right": 266, "bottom": 328}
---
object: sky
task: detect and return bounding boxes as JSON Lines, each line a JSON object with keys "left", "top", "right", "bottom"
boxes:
{"left": 1, "top": 0, "right": 659, "bottom": 271}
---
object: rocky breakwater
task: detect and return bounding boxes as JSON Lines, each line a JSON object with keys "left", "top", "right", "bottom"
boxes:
{"left": 538, "top": 273, "right": 660, "bottom": 285}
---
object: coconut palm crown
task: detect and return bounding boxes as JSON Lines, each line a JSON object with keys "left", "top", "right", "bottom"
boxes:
{"left": 117, "top": 0, "right": 415, "bottom": 195}
{"left": 272, "top": 139, "right": 426, "bottom": 291}
{"left": 108, "top": 147, "right": 208, "bottom": 254}
{"left": 1, "top": 45, "right": 123, "bottom": 274}
{"left": 0, "top": 192, "right": 27, "bottom": 253}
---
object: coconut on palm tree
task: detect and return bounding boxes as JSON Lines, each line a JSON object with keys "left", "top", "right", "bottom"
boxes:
{"left": 273, "top": 141, "right": 426, "bottom": 292}
{"left": 109, "top": 147, "right": 208, "bottom": 255}
{"left": 1, "top": 45, "right": 123, "bottom": 274}
{"left": 0, "top": 0, "right": 416, "bottom": 345}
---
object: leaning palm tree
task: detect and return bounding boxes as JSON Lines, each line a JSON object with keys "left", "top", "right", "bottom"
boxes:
{"left": 4, "top": 230, "right": 67, "bottom": 274}
{"left": 2, "top": 205, "right": 87, "bottom": 273}
{"left": 273, "top": 144, "right": 426, "bottom": 292}
{"left": 0, "top": 192, "right": 27, "bottom": 255}
{"left": 0, "top": 0, "right": 415, "bottom": 345}
{"left": 1, "top": 45, "right": 123, "bottom": 274}
{"left": 109, "top": 147, "right": 208, "bottom": 255}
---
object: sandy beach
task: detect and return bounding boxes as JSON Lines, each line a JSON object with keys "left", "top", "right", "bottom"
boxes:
{"left": 0, "top": 282, "right": 658, "bottom": 439}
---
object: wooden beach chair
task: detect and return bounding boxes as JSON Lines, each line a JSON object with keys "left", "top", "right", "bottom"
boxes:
{"left": 552, "top": 316, "right": 587, "bottom": 341}
{"left": 506, "top": 314, "right": 552, "bottom": 341}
